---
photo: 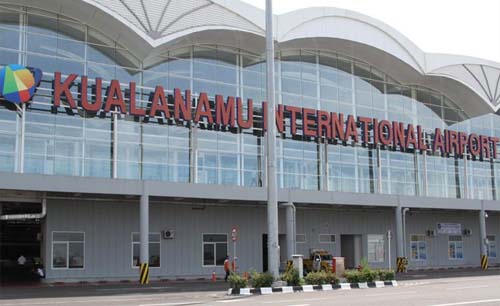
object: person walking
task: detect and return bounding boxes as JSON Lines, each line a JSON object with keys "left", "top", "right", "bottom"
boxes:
{"left": 224, "top": 255, "right": 231, "bottom": 282}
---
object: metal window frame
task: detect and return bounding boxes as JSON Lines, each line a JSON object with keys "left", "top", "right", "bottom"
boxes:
{"left": 131, "top": 231, "right": 161, "bottom": 269}
{"left": 51, "top": 230, "right": 85, "bottom": 270}
{"left": 201, "top": 233, "right": 228, "bottom": 268}
{"left": 409, "top": 234, "right": 427, "bottom": 261}
{"left": 296, "top": 233, "right": 307, "bottom": 244}
{"left": 367, "top": 234, "right": 385, "bottom": 263}
{"left": 448, "top": 235, "right": 464, "bottom": 260}
{"left": 318, "top": 233, "right": 336, "bottom": 244}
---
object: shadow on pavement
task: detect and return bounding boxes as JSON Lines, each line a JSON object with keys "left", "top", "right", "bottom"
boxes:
{"left": 3, "top": 268, "right": 500, "bottom": 301}
{"left": 397, "top": 267, "right": 500, "bottom": 281}
{"left": 0, "top": 280, "right": 230, "bottom": 301}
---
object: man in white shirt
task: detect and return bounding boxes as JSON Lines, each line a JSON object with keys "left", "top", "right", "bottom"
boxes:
{"left": 17, "top": 254, "right": 26, "bottom": 266}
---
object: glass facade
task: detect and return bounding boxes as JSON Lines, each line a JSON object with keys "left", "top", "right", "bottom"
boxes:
{"left": 0, "top": 4, "right": 499, "bottom": 200}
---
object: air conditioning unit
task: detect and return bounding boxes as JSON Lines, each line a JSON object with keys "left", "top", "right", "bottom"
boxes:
{"left": 162, "top": 229, "right": 175, "bottom": 239}
{"left": 426, "top": 230, "right": 436, "bottom": 237}
{"left": 463, "top": 229, "right": 472, "bottom": 236}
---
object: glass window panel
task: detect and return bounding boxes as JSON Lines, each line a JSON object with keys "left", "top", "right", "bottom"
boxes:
{"left": 132, "top": 233, "right": 140, "bottom": 242}
{"left": 168, "top": 58, "right": 190, "bottom": 77}
{"left": 87, "top": 43, "right": 116, "bottom": 65}
{"left": 0, "top": 49, "right": 19, "bottom": 65}
{"left": 52, "top": 243, "right": 67, "bottom": 268}
{"left": 215, "top": 243, "right": 227, "bottom": 266}
{"left": 0, "top": 28, "right": 20, "bottom": 51}
{"left": 27, "top": 12, "right": 58, "bottom": 36}
{"left": 319, "top": 234, "right": 335, "bottom": 243}
{"left": 27, "top": 33, "right": 58, "bottom": 56}
{"left": 149, "top": 233, "right": 161, "bottom": 242}
{"left": 321, "top": 85, "right": 338, "bottom": 101}
{"left": 220, "top": 169, "right": 238, "bottom": 185}
{"left": 296, "top": 234, "right": 306, "bottom": 243}
{"left": 53, "top": 232, "right": 84, "bottom": 242}
{"left": 194, "top": 61, "right": 215, "bottom": 81}
{"left": 203, "top": 234, "right": 227, "bottom": 242}
{"left": 281, "top": 78, "right": 301, "bottom": 95}
{"left": 203, "top": 244, "right": 215, "bottom": 266}
{"left": 216, "top": 65, "right": 236, "bottom": 84}
{"left": 367, "top": 234, "right": 384, "bottom": 263}
{"left": 0, "top": 7, "right": 20, "bottom": 30}
{"left": 243, "top": 70, "right": 264, "bottom": 88}
{"left": 149, "top": 243, "right": 160, "bottom": 267}
{"left": 132, "top": 243, "right": 140, "bottom": 266}
{"left": 68, "top": 242, "right": 84, "bottom": 268}
{"left": 57, "top": 18, "right": 85, "bottom": 41}
{"left": 26, "top": 54, "right": 84, "bottom": 75}
{"left": 302, "top": 81, "right": 317, "bottom": 98}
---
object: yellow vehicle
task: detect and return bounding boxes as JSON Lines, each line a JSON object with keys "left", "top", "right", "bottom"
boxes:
{"left": 303, "top": 249, "right": 332, "bottom": 273}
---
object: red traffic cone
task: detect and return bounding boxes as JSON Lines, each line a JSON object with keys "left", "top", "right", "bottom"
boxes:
{"left": 212, "top": 271, "right": 216, "bottom": 282}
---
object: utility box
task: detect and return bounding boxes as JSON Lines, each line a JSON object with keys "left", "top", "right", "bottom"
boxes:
{"left": 292, "top": 254, "right": 304, "bottom": 278}
{"left": 333, "top": 257, "right": 345, "bottom": 277}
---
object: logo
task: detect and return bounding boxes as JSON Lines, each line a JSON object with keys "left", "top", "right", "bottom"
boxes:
{"left": 0, "top": 64, "right": 42, "bottom": 104}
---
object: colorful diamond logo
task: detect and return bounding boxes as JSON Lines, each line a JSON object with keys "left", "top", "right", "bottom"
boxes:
{"left": 0, "top": 64, "right": 42, "bottom": 104}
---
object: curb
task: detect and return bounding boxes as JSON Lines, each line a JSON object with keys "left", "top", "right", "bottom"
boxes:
{"left": 228, "top": 280, "right": 398, "bottom": 295}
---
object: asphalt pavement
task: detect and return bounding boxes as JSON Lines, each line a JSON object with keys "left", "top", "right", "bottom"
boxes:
{"left": 2, "top": 269, "right": 500, "bottom": 306}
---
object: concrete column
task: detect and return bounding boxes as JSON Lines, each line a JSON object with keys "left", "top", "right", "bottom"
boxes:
{"left": 265, "top": 0, "right": 280, "bottom": 280}
{"left": 112, "top": 113, "right": 118, "bottom": 179}
{"left": 463, "top": 154, "right": 468, "bottom": 199}
{"left": 140, "top": 192, "right": 149, "bottom": 265}
{"left": 376, "top": 145, "right": 382, "bottom": 193}
{"left": 479, "top": 208, "right": 488, "bottom": 267}
{"left": 422, "top": 149, "right": 428, "bottom": 196}
{"left": 395, "top": 205, "right": 404, "bottom": 259}
{"left": 283, "top": 202, "right": 296, "bottom": 260}
{"left": 402, "top": 208, "right": 409, "bottom": 258}
{"left": 353, "top": 235, "right": 362, "bottom": 267}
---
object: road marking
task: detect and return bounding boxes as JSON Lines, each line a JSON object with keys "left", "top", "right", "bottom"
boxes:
{"left": 428, "top": 299, "right": 500, "bottom": 306}
{"left": 96, "top": 286, "right": 172, "bottom": 291}
{"left": 0, "top": 297, "right": 163, "bottom": 306}
{"left": 139, "top": 302, "right": 201, "bottom": 306}
{"left": 400, "top": 281, "right": 431, "bottom": 286}
{"left": 365, "top": 291, "right": 418, "bottom": 297}
{"left": 288, "top": 304, "right": 310, "bottom": 306}
{"left": 445, "top": 285, "right": 489, "bottom": 290}
{"left": 1, "top": 295, "right": 207, "bottom": 306}
{"left": 216, "top": 299, "right": 254, "bottom": 303}
{"left": 262, "top": 298, "right": 328, "bottom": 304}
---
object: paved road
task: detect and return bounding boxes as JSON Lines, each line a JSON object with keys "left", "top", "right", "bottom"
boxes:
{"left": 2, "top": 275, "right": 500, "bottom": 306}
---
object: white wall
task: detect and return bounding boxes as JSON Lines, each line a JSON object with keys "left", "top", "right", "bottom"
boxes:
{"left": 43, "top": 199, "right": 498, "bottom": 281}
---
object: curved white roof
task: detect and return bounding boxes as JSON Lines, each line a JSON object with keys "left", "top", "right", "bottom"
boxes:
{"left": 4, "top": 0, "right": 500, "bottom": 116}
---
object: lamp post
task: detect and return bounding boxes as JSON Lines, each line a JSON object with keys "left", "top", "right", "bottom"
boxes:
{"left": 265, "top": 0, "right": 280, "bottom": 280}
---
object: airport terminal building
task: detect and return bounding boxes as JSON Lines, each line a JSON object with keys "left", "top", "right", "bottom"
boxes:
{"left": 1, "top": 0, "right": 500, "bottom": 282}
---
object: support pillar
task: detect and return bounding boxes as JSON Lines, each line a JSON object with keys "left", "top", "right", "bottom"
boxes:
{"left": 479, "top": 207, "right": 488, "bottom": 270}
{"left": 353, "top": 235, "right": 362, "bottom": 268}
{"left": 402, "top": 208, "right": 409, "bottom": 258}
{"left": 265, "top": 0, "right": 280, "bottom": 280}
{"left": 283, "top": 202, "right": 296, "bottom": 260}
{"left": 139, "top": 192, "right": 149, "bottom": 284}
{"left": 395, "top": 205, "right": 407, "bottom": 272}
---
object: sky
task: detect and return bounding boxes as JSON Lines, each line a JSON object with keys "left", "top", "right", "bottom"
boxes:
{"left": 240, "top": 0, "right": 500, "bottom": 63}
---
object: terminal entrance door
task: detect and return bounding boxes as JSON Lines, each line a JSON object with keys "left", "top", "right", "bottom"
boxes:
{"left": 340, "top": 234, "right": 362, "bottom": 269}
{"left": 0, "top": 202, "right": 43, "bottom": 283}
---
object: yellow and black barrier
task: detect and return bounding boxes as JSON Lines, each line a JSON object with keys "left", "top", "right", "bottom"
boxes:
{"left": 481, "top": 254, "right": 488, "bottom": 271}
{"left": 140, "top": 263, "right": 149, "bottom": 284}
{"left": 396, "top": 257, "right": 408, "bottom": 273}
